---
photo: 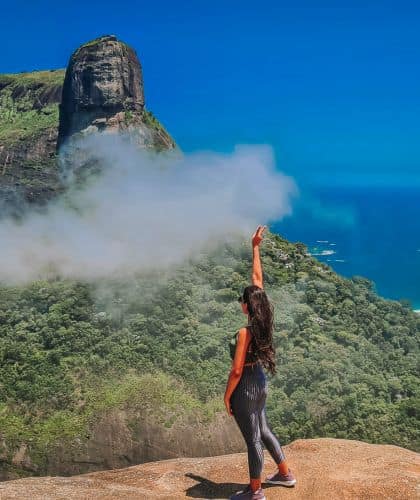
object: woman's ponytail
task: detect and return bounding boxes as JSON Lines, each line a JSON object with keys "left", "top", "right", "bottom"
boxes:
{"left": 243, "top": 285, "right": 276, "bottom": 375}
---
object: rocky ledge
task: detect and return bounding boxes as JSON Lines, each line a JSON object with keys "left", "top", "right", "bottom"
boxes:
{"left": 0, "top": 438, "right": 418, "bottom": 499}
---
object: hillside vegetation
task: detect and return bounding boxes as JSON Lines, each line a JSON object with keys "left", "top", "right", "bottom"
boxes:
{"left": 0, "top": 70, "right": 64, "bottom": 146}
{"left": 0, "top": 231, "right": 418, "bottom": 477}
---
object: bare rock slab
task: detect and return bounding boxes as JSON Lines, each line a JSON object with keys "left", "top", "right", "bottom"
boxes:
{"left": 0, "top": 438, "right": 419, "bottom": 499}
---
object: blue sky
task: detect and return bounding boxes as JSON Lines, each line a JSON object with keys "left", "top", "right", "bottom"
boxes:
{"left": 1, "top": 0, "right": 419, "bottom": 185}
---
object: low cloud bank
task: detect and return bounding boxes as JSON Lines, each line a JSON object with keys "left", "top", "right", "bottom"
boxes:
{"left": 0, "top": 134, "right": 299, "bottom": 284}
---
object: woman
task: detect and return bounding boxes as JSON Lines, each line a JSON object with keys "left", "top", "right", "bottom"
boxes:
{"left": 224, "top": 225, "right": 297, "bottom": 500}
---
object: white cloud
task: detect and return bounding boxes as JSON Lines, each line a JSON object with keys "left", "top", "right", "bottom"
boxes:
{"left": 0, "top": 133, "right": 299, "bottom": 284}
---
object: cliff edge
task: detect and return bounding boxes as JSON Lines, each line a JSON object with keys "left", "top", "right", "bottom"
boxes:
{"left": 0, "top": 438, "right": 419, "bottom": 499}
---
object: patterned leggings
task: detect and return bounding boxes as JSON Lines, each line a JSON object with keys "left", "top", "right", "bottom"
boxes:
{"left": 230, "top": 363, "right": 286, "bottom": 478}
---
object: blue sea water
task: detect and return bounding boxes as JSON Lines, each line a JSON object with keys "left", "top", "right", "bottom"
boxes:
{"left": 272, "top": 184, "right": 420, "bottom": 310}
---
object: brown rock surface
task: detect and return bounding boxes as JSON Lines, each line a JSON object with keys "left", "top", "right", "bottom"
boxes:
{"left": 0, "top": 438, "right": 418, "bottom": 499}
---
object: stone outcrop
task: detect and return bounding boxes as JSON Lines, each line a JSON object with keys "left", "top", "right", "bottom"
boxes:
{"left": 0, "top": 408, "right": 245, "bottom": 482}
{"left": 46, "top": 409, "right": 245, "bottom": 479}
{"left": 0, "top": 35, "right": 175, "bottom": 212}
{"left": 0, "top": 438, "right": 418, "bottom": 499}
{"left": 57, "top": 35, "right": 174, "bottom": 151}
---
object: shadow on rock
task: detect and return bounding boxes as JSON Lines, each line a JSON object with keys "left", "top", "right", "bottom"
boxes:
{"left": 184, "top": 472, "right": 247, "bottom": 499}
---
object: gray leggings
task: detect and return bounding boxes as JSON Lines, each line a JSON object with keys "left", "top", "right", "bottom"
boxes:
{"left": 230, "top": 363, "right": 286, "bottom": 478}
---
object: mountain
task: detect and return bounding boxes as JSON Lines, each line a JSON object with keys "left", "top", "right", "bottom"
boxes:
{"left": 0, "top": 35, "right": 175, "bottom": 214}
{"left": 1, "top": 438, "right": 419, "bottom": 499}
{"left": 57, "top": 34, "right": 174, "bottom": 151}
{"left": 0, "top": 36, "right": 419, "bottom": 483}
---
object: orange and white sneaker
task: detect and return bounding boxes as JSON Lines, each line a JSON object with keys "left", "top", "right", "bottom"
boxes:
{"left": 265, "top": 468, "right": 296, "bottom": 487}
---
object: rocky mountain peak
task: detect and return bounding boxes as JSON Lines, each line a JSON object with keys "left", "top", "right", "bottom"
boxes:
{"left": 57, "top": 35, "right": 173, "bottom": 150}
{"left": 0, "top": 35, "right": 175, "bottom": 211}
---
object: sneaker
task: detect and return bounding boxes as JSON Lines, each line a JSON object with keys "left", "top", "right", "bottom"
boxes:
{"left": 264, "top": 468, "right": 296, "bottom": 487}
{"left": 229, "top": 483, "right": 266, "bottom": 499}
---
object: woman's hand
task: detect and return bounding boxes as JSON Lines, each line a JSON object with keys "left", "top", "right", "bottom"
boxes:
{"left": 224, "top": 396, "right": 233, "bottom": 416}
{"left": 252, "top": 225, "right": 267, "bottom": 247}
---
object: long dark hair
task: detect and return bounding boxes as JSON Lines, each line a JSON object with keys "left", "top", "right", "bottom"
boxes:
{"left": 242, "top": 285, "right": 276, "bottom": 375}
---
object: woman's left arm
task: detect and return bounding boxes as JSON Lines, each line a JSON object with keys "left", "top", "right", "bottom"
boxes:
{"left": 224, "top": 328, "right": 251, "bottom": 415}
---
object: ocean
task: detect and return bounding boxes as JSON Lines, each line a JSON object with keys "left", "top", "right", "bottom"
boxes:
{"left": 272, "top": 183, "right": 420, "bottom": 310}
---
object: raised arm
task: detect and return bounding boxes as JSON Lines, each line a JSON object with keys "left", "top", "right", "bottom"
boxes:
{"left": 224, "top": 327, "right": 251, "bottom": 415}
{"left": 251, "top": 225, "right": 266, "bottom": 289}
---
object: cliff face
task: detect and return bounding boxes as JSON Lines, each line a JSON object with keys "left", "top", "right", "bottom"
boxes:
{"left": 0, "top": 70, "right": 65, "bottom": 210}
{"left": 0, "top": 35, "right": 175, "bottom": 212}
{"left": 1, "top": 407, "right": 244, "bottom": 481}
{"left": 57, "top": 35, "right": 174, "bottom": 151}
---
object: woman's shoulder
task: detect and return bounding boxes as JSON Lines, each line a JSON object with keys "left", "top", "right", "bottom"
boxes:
{"left": 232, "top": 326, "right": 250, "bottom": 339}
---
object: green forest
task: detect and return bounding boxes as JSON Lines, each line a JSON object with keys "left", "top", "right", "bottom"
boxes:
{"left": 0, "top": 231, "right": 418, "bottom": 476}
